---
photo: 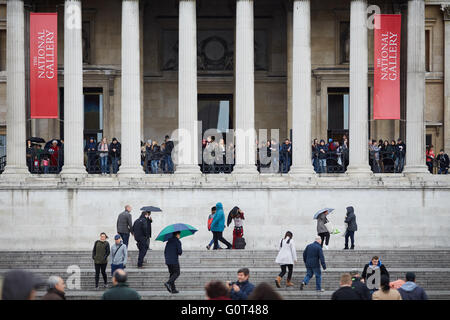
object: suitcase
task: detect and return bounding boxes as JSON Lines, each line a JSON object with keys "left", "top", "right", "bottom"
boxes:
{"left": 234, "top": 237, "right": 246, "bottom": 249}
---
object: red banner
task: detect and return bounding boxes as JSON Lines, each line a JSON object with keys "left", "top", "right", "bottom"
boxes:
{"left": 30, "top": 13, "right": 58, "bottom": 119}
{"left": 374, "top": 14, "right": 401, "bottom": 120}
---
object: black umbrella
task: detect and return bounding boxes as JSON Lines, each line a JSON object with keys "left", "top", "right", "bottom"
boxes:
{"left": 140, "top": 206, "right": 162, "bottom": 212}
{"left": 28, "top": 137, "right": 45, "bottom": 144}
{"left": 44, "top": 139, "right": 62, "bottom": 150}
{"left": 227, "top": 206, "right": 239, "bottom": 227}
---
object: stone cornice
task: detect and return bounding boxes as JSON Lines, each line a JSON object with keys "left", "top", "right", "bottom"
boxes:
{"left": 0, "top": 174, "right": 449, "bottom": 190}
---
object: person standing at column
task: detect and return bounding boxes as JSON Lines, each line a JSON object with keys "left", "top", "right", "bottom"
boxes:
{"left": 437, "top": 149, "right": 449, "bottom": 174}
{"left": 117, "top": 205, "right": 133, "bottom": 247}
{"left": 163, "top": 135, "right": 174, "bottom": 173}
{"left": 211, "top": 202, "right": 232, "bottom": 250}
{"left": 92, "top": 232, "right": 110, "bottom": 289}
{"left": 85, "top": 137, "right": 97, "bottom": 173}
{"left": 300, "top": 236, "right": 327, "bottom": 293}
{"left": 164, "top": 231, "right": 183, "bottom": 294}
{"left": 109, "top": 138, "right": 121, "bottom": 174}
{"left": 343, "top": 206, "right": 357, "bottom": 250}
{"left": 98, "top": 137, "right": 109, "bottom": 175}
{"left": 275, "top": 231, "right": 297, "bottom": 288}
{"left": 395, "top": 138, "right": 406, "bottom": 173}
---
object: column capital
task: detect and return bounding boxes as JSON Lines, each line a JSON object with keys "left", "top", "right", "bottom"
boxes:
{"left": 442, "top": 4, "right": 450, "bottom": 21}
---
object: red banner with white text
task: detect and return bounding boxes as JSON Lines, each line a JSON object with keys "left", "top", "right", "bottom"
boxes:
{"left": 374, "top": 14, "right": 401, "bottom": 120}
{"left": 30, "top": 13, "right": 58, "bottom": 119}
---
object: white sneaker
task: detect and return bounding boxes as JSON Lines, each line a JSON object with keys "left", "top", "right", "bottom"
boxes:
{"left": 323, "top": 245, "right": 329, "bottom": 250}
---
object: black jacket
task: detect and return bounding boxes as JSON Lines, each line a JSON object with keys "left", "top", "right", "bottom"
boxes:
{"left": 164, "top": 237, "right": 182, "bottom": 265}
{"left": 361, "top": 261, "right": 389, "bottom": 282}
{"left": 395, "top": 143, "right": 406, "bottom": 158}
{"left": 331, "top": 286, "right": 361, "bottom": 300}
{"left": 132, "top": 214, "right": 148, "bottom": 242}
{"left": 437, "top": 153, "right": 449, "bottom": 169}
{"left": 164, "top": 140, "right": 174, "bottom": 155}
{"left": 146, "top": 216, "right": 153, "bottom": 238}
{"left": 344, "top": 206, "right": 358, "bottom": 232}
{"left": 109, "top": 142, "right": 121, "bottom": 158}
{"left": 351, "top": 277, "right": 371, "bottom": 300}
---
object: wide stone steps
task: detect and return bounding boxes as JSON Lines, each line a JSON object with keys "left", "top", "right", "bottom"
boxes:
{"left": 1, "top": 250, "right": 449, "bottom": 300}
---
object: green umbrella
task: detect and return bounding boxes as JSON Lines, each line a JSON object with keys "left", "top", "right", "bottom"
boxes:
{"left": 156, "top": 223, "right": 198, "bottom": 242}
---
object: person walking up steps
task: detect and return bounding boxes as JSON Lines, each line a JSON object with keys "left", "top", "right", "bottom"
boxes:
{"left": 300, "top": 236, "right": 327, "bottom": 293}
{"left": 317, "top": 210, "right": 331, "bottom": 249}
{"left": 206, "top": 206, "right": 221, "bottom": 250}
{"left": 275, "top": 231, "right": 297, "bottom": 288}
{"left": 211, "top": 202, "right": 232, "bottom": 250}
{"left": 164, "top": 231, "right": 183, "bottom": 294}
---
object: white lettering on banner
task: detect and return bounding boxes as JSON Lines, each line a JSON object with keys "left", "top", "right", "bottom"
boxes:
{"left": 35, "top": 29, "right": 55, "bottom": 80}
{"left": 378, "top": 32, "right": 398, "bottom": 81}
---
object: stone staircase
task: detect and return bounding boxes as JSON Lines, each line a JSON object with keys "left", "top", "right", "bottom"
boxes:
{"left": 0, "top": 250, "right": 449, "bottom": 300}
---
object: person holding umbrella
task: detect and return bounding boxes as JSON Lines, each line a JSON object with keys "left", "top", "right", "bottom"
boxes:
{"left": 164, "top": 231, "right": 182, "bottom": 294}
{"left": 155, "top": 223, "right": 198, "bottom": 293}
{"left": 314, "top": 208, "right": 333, "bottom": 249}
{"left": 132, "top": 211, "right": 150, "bottom": 268}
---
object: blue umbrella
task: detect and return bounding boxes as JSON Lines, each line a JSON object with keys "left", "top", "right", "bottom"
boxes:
{"left": 313, "top": 208, "right": 334, "bottom": 219}
{"left": 156, "top": 223, "right": 198, "bottom": 242}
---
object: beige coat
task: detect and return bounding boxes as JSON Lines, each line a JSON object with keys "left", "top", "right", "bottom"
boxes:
{"left": 372, "top": 288, "right": 402, "bottom": 300}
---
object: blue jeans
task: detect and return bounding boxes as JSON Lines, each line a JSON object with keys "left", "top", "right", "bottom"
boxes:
{"left": 438, "top": 168, "right": 448, "bottom": 174}
{"left": 345, "top": 230, "right": 355, "bottom": 248}
{"left": 111, "top": 157, "right": 119, "bottom": 174}
{"left": 100, "top": 156, "right": 108, "bottom": 173}
{"left": 119, "top": 232, "right": 130, "bottom": 247}
{"left": 165, "top": 154, "right": 174, "bottom": 173}
{"left": 111, "top": 263, "right": 124, "bottom": 277}
{"left": 151, "top": 160, "right": 159, "bottom": 173}
{"left": 319, "top": 159, "right": 327, "bottom": 173}
{"left": 395, "top": 157, "right": 404, "bottom": 173}
{"left": 313, "top": 157, "right": 319, "bottom": 172}
{"left": 303, "top": 267, "right": 322, "bottom": 290}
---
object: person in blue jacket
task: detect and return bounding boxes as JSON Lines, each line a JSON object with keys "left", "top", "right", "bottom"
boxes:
{"left": 210, "top": 202, "right": 232, "bottom": 250}
{"left": 397, "top": 272, "right": 428, "bottom": 300}
{"left": 300, "top": 236, "right": 327, "bottom": 292}
{"left": 228, "top": 268, "right": 255, "bottom": 300}
{"left": 164, "top": 231, "right": 182, "bottom": 294}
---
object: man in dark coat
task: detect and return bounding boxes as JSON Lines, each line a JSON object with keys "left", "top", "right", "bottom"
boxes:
{"left": 84, "top": 137, "right": 97, "bottom": 173}
{"left": 344, "top": 206, "right": 357, "bottom": 250}
{"left": 145, "top": 211, "right": 153, "bottom": 252}
{"left": 164, "top": 231, "right": 183, "bottom": 294}
{"left": 117, "top": 205, "right": 133, "bottom": 247}
{"left": 102, "top": 269, "right": 141, "bottom": 300}
{"left": 228, "top": 268, "right": 255, "bottom": 300}
{"left": 42, "top": 276, "right": 66, "bottom": 300}
{"left": 361, "top": 256, "right": 389, "bottom": 292}
{"left": 331, "top": 274, "right": 361, "bottom": 300}
{"left": 437, "top": 149, "right": 449, "bottom": 174}
{"left": 133, "top": 212, "right": 149, "bottom": 268}
{"left": 394, "top": 138, "right": 406, "bottom": 173}
{"left": 163, "top": 135, "right": 174, "bottom": 173}
{"left": 300, "top": 237, "right": 327, "bottom": 292}
{"left": 350, "top": 270, "right": 371, "bottom": 300}
{"left": 397, "top": 272, "right": 428, "bottom": 300}
{"left": 109, "top": 138, "right": 121, "bottom": 174}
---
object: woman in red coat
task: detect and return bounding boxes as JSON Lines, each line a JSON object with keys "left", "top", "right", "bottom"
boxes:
{"left": 49, "top": 140, "right": 60, "bottom": 169}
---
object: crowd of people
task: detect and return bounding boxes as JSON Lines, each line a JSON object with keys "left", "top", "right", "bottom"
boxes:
{"left": 16, "top": 135, "right": 449, "bottom": 175}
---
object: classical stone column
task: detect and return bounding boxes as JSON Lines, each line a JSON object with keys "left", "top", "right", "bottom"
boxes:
{"left": 289, "top": 0, "right": 314, "bottom": 176}
{"left": 2, "top": 0, "right": 29, "bottom": 178}
{"left": 61, "top": 0, "right": 86, "bottom": 177}
{"left": 118, "top": 0, "right": 144, "bottom": 177}
{"left": 175, "top": 0, "right": 200, "bottom": 174}
{"left": 346, "top": 0, "right": 372, "bottom": 176}
{"left": 233, "top": 0, "right": 257, "bottom": 174}
{"left": 403, "top": 0, "right": 429, "bottom": 174}
{"left": 443, "top": 4, "right": 450, "bottom": 153}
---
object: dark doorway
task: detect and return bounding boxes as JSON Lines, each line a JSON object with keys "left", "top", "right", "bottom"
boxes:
{"left": 327, "top": 87, "right": 349, "bottom": 143}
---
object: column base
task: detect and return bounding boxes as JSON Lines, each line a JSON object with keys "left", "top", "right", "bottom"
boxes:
{"left": 174, "top": 164, "right": 201, "bottom": 175}
{"left": 403, "top": 165, "right": 430, "bottom": 175}
{"left": 346, "top": 165, "right": 373, "bottom": 177}
{"left": 117, "top": 166, "right": 145, "bottom": 179}
{"left": 0, "top": 166, "right": 30, "bottom": 181}
{"left": 289, "top": 165, "right": 316, "bottom": 177}
{"left": 60, "top": 166, "right": 87, "bottom": 179}
{"left": 232, "top": 165, "right": 259, "bottom": 175}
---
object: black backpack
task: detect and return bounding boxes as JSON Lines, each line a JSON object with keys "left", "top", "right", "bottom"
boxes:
{"left": 234, "top": 237, "right": 246, "bottom": 249}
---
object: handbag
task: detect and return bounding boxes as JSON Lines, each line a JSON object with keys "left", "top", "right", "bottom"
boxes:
{"left": 324, "top": 221, "right": 334, "bottom": 234}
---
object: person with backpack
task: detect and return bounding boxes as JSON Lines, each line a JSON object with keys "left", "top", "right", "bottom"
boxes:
{"left": 206, "top": 206, "right": 219, "bottom": 250}
{"left": 228, "top": 206, "right": 245, "bottom": 249}
{"left": 110, "top": 234, "right": 128, "bottom": 276}
{"left": 275, "top": 231, "right": 297, "bottom": 288}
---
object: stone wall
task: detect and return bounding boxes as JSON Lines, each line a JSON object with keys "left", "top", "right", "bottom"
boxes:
{"left": 0, "top": 176, "right": 449, "bottom": 251}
